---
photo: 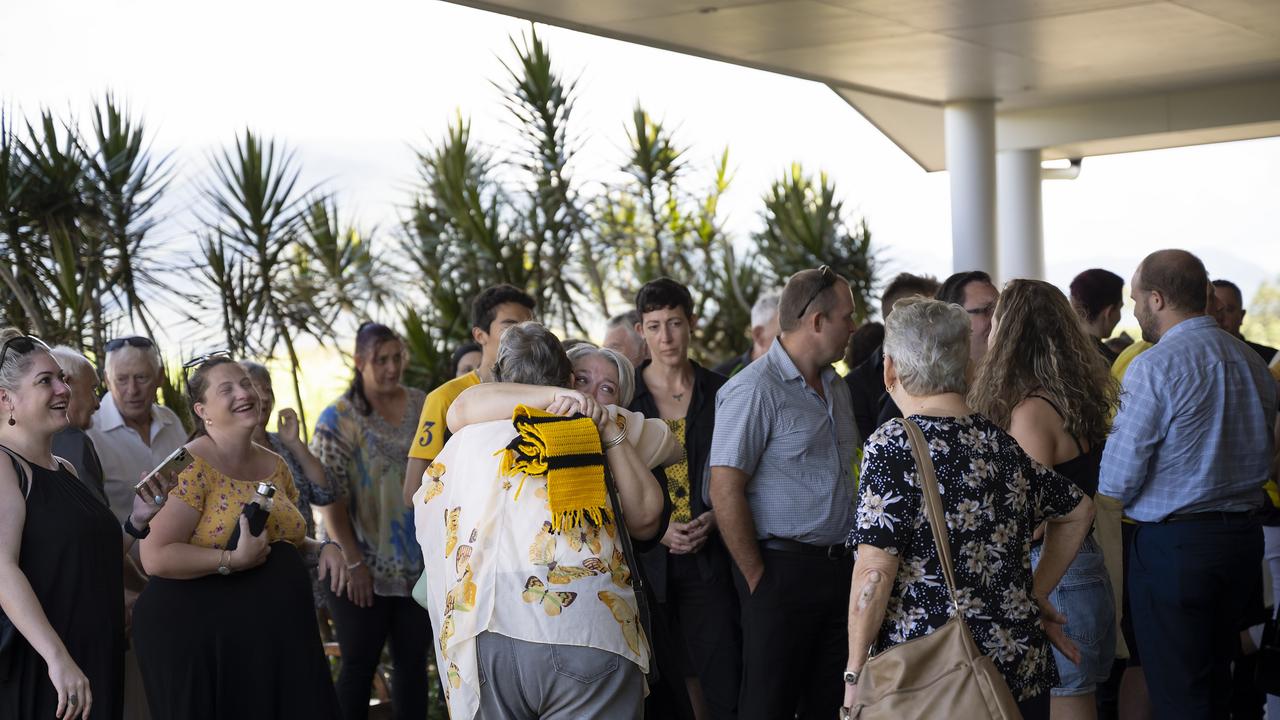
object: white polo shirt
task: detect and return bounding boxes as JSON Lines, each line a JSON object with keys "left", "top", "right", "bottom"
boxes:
{"left": 86, "top": 393, "right": 187, "bottom": 523}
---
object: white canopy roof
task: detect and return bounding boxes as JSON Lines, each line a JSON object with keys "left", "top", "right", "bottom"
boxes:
{"left": 446, "top": 0, "right": 1280, "bottom": 170}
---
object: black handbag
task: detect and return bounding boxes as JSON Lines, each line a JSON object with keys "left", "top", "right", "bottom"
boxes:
{"left": 0, "top": 446, "right": 31, "bottom": 681}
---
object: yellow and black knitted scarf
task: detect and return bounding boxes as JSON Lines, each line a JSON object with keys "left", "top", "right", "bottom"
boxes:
{"left": 498, "top": 404, "right": 611, "bottom": 533}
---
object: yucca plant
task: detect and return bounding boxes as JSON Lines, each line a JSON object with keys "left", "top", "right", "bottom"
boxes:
{"left": 499, "top": 27, "right": 594, "bottom": 333}
{"left": 0, "top": 109, "right": 51, "bottom": 337}
{"left": 755, "top": 163, "right": 878, "bottom": 323}
{"left": 192, "top": 129, "right": 324, "bottom": 434}
{"left": 84, "top": 93, "right": 174, "bottom": 352}
{"left": 620, "top": 104, "right": 691, "bottom": 285}
{"left": 0, "top": 98, "right": 177, "bottom": 370}
{"left": 296, "top": 195, "right": 389, "bottom": 325}
{"left": 16, "top": 110, "right": 99, "bottom": 349}
{"left": 689, "top": 149, "right": 764, "bottom": 360}
{"left": 397, "top": 115, "right": 526, "bottom": 390}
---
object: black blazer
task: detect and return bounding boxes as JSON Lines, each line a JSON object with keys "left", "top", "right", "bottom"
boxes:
{"left": 629, "top": 360, "right": 729, "bottom": 601}
{"left": 630, "top": 360, "right": 727, "bottom": 520}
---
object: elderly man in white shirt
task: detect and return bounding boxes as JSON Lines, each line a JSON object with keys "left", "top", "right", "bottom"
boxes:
{"left": 85, "top": 335, "right": 187, "bottom": 720}
{"left": 87, "top": 336, "right": 187, "bottom": 524}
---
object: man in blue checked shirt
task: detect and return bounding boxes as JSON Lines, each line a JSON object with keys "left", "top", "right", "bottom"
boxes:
{"left": 1100, "top": 249, "right": 1278, "bottom": 720}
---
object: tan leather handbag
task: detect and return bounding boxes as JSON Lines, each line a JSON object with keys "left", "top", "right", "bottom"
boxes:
{"left": 849, "top": 420, "right": 1023, "bottom": 719}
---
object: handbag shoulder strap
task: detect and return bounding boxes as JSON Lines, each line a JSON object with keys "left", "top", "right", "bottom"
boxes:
{"left": 601, "top": 466, "right": 660, "bottom": 684}
{"left": 901, "top": 420, "right": 961, "bottom": 610}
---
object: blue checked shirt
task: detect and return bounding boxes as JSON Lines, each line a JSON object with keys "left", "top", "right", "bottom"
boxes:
{"left": 710, "top": 338, "right": 860, "bottom": 546}
{"left": 1099, "top": 316, "right": 1278, "bottom": 522}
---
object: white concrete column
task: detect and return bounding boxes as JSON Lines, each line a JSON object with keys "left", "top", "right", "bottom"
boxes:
{"left": 944, "top": 100, "right": 996, "bottom": 276}
{"left": 997, "top": 148, "right": 1045, "bottom": 281}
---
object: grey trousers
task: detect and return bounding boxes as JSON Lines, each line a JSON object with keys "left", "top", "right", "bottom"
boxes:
{"left": 476, "top": 631, "right": 643, "bottom": 719}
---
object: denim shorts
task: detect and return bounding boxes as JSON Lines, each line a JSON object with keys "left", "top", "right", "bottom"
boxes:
{"left": 1030, "top": 535, "right": 1116, "bottom": 697}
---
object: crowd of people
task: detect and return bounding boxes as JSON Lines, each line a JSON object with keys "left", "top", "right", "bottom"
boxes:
{"left": 0, "top": 246, "right": 1277, "bottom": 720}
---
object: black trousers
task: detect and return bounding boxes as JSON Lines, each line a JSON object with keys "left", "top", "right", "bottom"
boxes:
{"left": 1129, "top": 516, "right": 1263, "bottom": 720}
{"left": 667, "top": 547, "right": 743, "bottom": 719}
{"left": 732, "top": 548, "right": 852, "bottom": 720}
{"left": 325, "top": 589, "right": 431, "bottom": 720}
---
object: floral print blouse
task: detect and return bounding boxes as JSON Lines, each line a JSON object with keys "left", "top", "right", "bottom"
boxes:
{"left": 414, "top": 407, "right": 658, "bottom": 720}
{"left": 172, "top": 454, "right": 308, "bottom": 549}
{"left": 847, "top": 414, "right": 1084, "bottom": 700}
{"left": 312, "top": 388, "right": 427, "bottom": 597}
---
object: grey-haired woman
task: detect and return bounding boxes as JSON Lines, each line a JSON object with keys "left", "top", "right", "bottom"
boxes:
{"left": 841, "top": 298, "right": 1095, "bottom": 720}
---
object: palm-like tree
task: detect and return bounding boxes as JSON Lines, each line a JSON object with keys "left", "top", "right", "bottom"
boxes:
{"left": 193, "top": 129, "right": 324, "bottom": 433}
{"left": 755, "top": 163, "right": 878, "bottom": 323}
{"left": 500, "top": 27, "right": 593, "bottom": 333}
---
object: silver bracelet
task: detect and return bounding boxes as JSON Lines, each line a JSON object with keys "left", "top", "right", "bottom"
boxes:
{"left": 603, "top": 431, "right": 626, "bottom": 450}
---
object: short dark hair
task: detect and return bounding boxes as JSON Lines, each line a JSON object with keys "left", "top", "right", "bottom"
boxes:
{"left": 635, "top": 277, "right": 694, "bottom": 320}
{"left": 880, "top": 272, "right": 940, "bottom": 319}
{"left": 1137, "top": 249, "right": 1207, "bottom": 313}
{"left": 471, "top": 284, "right": 536, "bottom": 333}
{"left": 1069, "top": 269, "right": 1125, "bottom": 322}
{"left": 778, "top": 267, "right": 847, "bottom": 332}
{"left": 1211, "top": 279, "right": 1243, "bottom": 306}
{"left": 936, "top": 271, "right": 993, "bottom": 306}
{"left": 448, "top": 341, "right": 481, "bottom": 378}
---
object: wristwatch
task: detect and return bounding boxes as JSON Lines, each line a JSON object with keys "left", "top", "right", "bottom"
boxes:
{"left": 843, "top": 669, "right": 860, "bottom": 685}
{"left": 123, "top": 516, "right": 150, "bottom": 540}
{"left": 217, "top": 550, "right": 232, "bottom": 576}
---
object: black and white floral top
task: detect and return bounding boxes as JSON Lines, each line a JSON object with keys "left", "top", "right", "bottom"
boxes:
{"left": 847, "top": 414, "right": 1084, "bottom": 700}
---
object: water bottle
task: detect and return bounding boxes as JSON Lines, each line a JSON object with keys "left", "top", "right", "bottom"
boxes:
{"left": 226, "top": 482, "right": 276, "bottom": 550}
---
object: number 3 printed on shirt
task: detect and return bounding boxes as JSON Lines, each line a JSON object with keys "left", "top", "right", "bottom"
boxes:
{"left": 419, "top": 420, "right": 435, "bottom": 447}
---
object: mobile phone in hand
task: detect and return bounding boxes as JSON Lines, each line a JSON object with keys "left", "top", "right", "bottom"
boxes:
{"left": 135, "top": 447, "right": 192, "bottom": 499}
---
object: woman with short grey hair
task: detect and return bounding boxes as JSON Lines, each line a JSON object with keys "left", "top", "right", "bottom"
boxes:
{"left": 567, "top": 345, "right": 636, "bottom": 407}
{"left": 880, "top": 297, "right": 971, "bottom": 396}
{"left": 492, "top": 322, "right": 574, "bottom": 388}
{"left": 840, "top": 297, "right": 1095, "bottom": 720}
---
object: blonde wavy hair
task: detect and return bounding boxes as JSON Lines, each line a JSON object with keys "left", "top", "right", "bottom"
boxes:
{"left": 968, "top": 279, "right": 1118, "bottom": 447}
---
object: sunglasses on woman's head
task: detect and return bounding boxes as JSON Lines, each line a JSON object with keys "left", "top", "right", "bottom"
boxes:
{"left": 0, "top": 335, "right": 50, "bottom": 371}
{"left": 182, "top": 350, "right": 234, "bottom": 370}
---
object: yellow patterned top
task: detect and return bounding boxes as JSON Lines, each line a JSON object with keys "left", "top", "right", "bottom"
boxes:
{"left": 171, "top": 454, "right": 307, "bottom": 549}
{"left": 663, "top": 418, "right": 691, "bottom": 524}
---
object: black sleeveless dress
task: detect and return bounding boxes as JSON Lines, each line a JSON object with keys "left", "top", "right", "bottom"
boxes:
{"left": 0, "top": 452, "right": 125, "bottom": 720}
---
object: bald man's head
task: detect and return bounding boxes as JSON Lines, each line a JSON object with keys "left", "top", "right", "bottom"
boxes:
{"left": 1135, "top": 249, "right": 1208, "bottom": 314}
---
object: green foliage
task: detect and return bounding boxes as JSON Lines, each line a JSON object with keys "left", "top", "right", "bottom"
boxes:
{"left": 397, "top": 115, "right": 525, "bottom": 389}
{"left": 500, "top": 28, "right": 593, "bottom": 333}
{"left": 192, "top": 129, "right": 325, "bottom": 434}
{"left": 755, "top": 163, "right": 878, "bottom": 323}
{"left": 1243, "top": 276, "right": 1280, "bottom": 348}
{"left": 0, "top": 96, "right": 174, "bottom": 362}
{"left": 593, "top": 111, "right": 763, "bottom": 360}
{"left": 1, "top": 29, "right": 877, "bottom": 412}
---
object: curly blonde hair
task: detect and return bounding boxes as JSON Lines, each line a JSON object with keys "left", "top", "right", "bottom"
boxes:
{"left": 968, "top": 280, "right": 1118, "bottom": 447}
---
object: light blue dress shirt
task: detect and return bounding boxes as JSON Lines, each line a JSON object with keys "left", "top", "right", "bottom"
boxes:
{"left": 710, "top": 338, "right": 859, "bottom": 546}
{"left": 1099, "top": 315, "right": 1278, "bottom": 522}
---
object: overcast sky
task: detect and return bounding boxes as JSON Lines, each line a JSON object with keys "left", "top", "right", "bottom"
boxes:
{"left": 4, "top": 0, "right": 1279, "bottom": 336}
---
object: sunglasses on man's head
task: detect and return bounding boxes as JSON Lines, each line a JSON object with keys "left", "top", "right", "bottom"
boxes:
{"left": 796, "top": 265, "right": 837, "bottom": 319}
{"left": 104, "top": 336, "right": 155, "bottom": 353}
{"left": 0, "top": 335, "right": 50, "bottom": 371}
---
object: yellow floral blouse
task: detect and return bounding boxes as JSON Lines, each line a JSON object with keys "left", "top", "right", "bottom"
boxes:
{"left": 663, "top": 418, "right": 692, "bottom": 524}
{"left": 171, "top": 453, "right": 308, "bottom": 549}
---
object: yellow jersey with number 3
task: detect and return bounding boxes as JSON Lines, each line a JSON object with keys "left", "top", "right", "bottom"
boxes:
{"left": 408, "top": 371, "right": 482, "bottom": 461}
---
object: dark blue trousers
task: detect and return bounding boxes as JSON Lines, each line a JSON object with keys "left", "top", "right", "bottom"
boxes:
{"left": 1129, "top": 516, "right": 1262, "bottom": 720}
